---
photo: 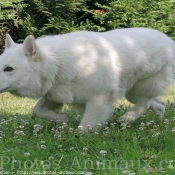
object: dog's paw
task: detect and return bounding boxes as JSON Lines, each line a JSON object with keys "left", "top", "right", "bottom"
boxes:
{"left": 150, "top": 99, "right": 165, "bottom": 120}
{"left": 55, "top": 113, "right": 70, "bottom": 122}
{"left": 118, "top": 112, "right": 138, "bottom": 124}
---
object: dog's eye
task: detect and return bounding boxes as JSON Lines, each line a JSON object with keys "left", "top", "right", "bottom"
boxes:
{"left": 4, "top": 67, "right": 14, "bottom": 72}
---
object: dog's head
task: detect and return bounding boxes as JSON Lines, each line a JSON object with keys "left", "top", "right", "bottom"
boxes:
{"left": 0, "top": 34, "right": 47, "bottom": 97}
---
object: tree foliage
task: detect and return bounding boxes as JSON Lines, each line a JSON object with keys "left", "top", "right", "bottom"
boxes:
{"left": 0, "top": 0, "right": 175, "bottom": 53}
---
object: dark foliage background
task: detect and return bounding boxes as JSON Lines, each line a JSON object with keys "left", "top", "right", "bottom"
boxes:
{"left": 0, "top": 0, "right": 175, "bottom": 53}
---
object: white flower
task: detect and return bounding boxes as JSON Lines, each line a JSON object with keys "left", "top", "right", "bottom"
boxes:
{"left": 48, "top": 156, "right": 54, "bottom": 160}
{"left": 97, "top": 124, "right": 102, "bottom": 127}
{"left": 100, "top": 150, "right": 107, "bottom": 156}
{"left": 171, "top": 127, "right": 175, "bottom": 133}
{"left": 110, "top": 123, "right": 115, "bottom": 127}
{"left": 152, "top": 132, "right": 160, "bottom": 137}
{"left": 81, "top": 152, "right": 86, "bottom": 156}
{"left": 14, "top": 130, "right": 25, "bottom": 137}
{"left": 120, "top": 122, "right": 128, "bottom": 130}
{"left": 17, "top": 139, "right": 22, "bottom": 144}
{"left": 24, "top": 152, "right": 30, "bottom": 157}
{"left": 122, "top": 170, "right": 135, "bottom": 175}
{"left": 70, "top": 147, "right": 74, "bottom": 151}
{"left": 78, "top": 126, "right": 83, "bottom": 130}
{"left": 164, "top": 119, "right": 169, "bottom": 124}
{"left": 40, "top": 140, "right": 46, "bottom": 144}
{"left": 150, "top": 155, "right": 157, "bottom": 159}
{"left": 18, "top": 131, "right": 25, "bottom": 136}
{"left": 122, "top": 170, "right": 130, "bottom": 174}
{"left": 83, "top": 147, "right": 88, "bottom": 151}
{"left": 140, "top": 122, "right": 145, "bottom": 127}
{"left": 113, "top": 149, "right": 119, "bottom": 154}
{"left": 0, "top": 136, "right": 2, "bottom": 141}
{"left": 13, "top": 116, "right": 18, "bottom": 119}
{"left": 19, "top": 125, "right": 24, "bottom": 129}
{"left": 24, "top": 121, "right": 30, "bottom": 125}
{"left": 58, "top": 126, "right": 64, "bottom": 129}
{"left": 40, "top": 145, "right": 47, "bottom": 150}
{"left": 62, "top": 122, "right": 67, "bottom": 126}
{"left": 139, "top": 126, "right": 145, "bottom": 130}
{"left": 105, "top": 127, "right": 109, "bottom": 130}
{"left": 58, "top": 145, "right": 62, "bottom": 149}
{"left": 87, "top": 125, "right": 92, "bottom": 132}
{"left": 33, "top": 124, "right": 43, "bottom": 130}
{"left": 120, "top": 123, "right": 127, "bottom": 127}
{"left": 121, "top": 125, "right": 127, "bottom": 130}
{"left": 0, "top": 131, "right": 4, "bottom": 137}
{"left": 146, "top": 122, "right": 152, "bottom": 126}
{"left": 33, "top": 124, "right": 43, "bottom": 136}
{"left": 96, "top": 161, "right": 103, "bottom": 166}
{"left": 1, "top": 119, "right": 8, "bottom": 125}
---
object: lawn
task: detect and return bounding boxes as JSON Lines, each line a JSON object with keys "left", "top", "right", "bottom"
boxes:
{"left": 0, "top": 85, "right": 175, "bottom": 175}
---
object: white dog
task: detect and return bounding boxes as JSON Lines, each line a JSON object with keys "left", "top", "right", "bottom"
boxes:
{"left": 0, "top": 28, "right": 175, "bottom": 130}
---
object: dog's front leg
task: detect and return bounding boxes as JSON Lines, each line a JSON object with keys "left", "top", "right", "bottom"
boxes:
{"left": 33, "top": 97, "right": 70, "bottom": 122}
{"left": 79, "top": 95, "right": 114, "bottom": 131}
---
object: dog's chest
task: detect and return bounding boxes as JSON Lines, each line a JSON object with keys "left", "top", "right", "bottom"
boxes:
{"left": 45, "top": 78, "right": 95, "bottom": 104}
{"left": 45, "top": 83, "right": 74, "bottom": 104}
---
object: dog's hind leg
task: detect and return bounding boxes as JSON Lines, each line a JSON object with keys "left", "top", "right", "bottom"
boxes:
{"left": 118, "top": 97, "right": 166, "bottom": 123}
{"left": 150, "top": 98, "right": 165, "bottom": 119}
{"left": 34, "top": 97, "right": 70, "bottom": 122}
{"left": 125, "top": 93, "right": 166, "bottom": 121}
{"left": 118, "top": 97, "right": 152, "bottom": 123}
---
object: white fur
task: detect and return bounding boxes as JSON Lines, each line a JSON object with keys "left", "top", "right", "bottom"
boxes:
{"left": 0, "top": 28, "right": 175, "bottom": 130}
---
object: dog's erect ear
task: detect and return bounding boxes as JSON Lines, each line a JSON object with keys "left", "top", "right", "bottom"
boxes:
{"left": 5, "top": 34, "right": 16, "bottom": 49}
{"left": 23, "top": 35, "right": 38, "bottom": 58}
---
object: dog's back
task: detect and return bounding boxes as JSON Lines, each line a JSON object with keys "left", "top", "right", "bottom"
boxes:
{"left": 35, "top": 28, "right": 175, "bottom": 101}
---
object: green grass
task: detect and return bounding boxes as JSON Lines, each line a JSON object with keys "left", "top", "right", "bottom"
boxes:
{"left": 1, "top": 85, "right": 175, "bottom": 175}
